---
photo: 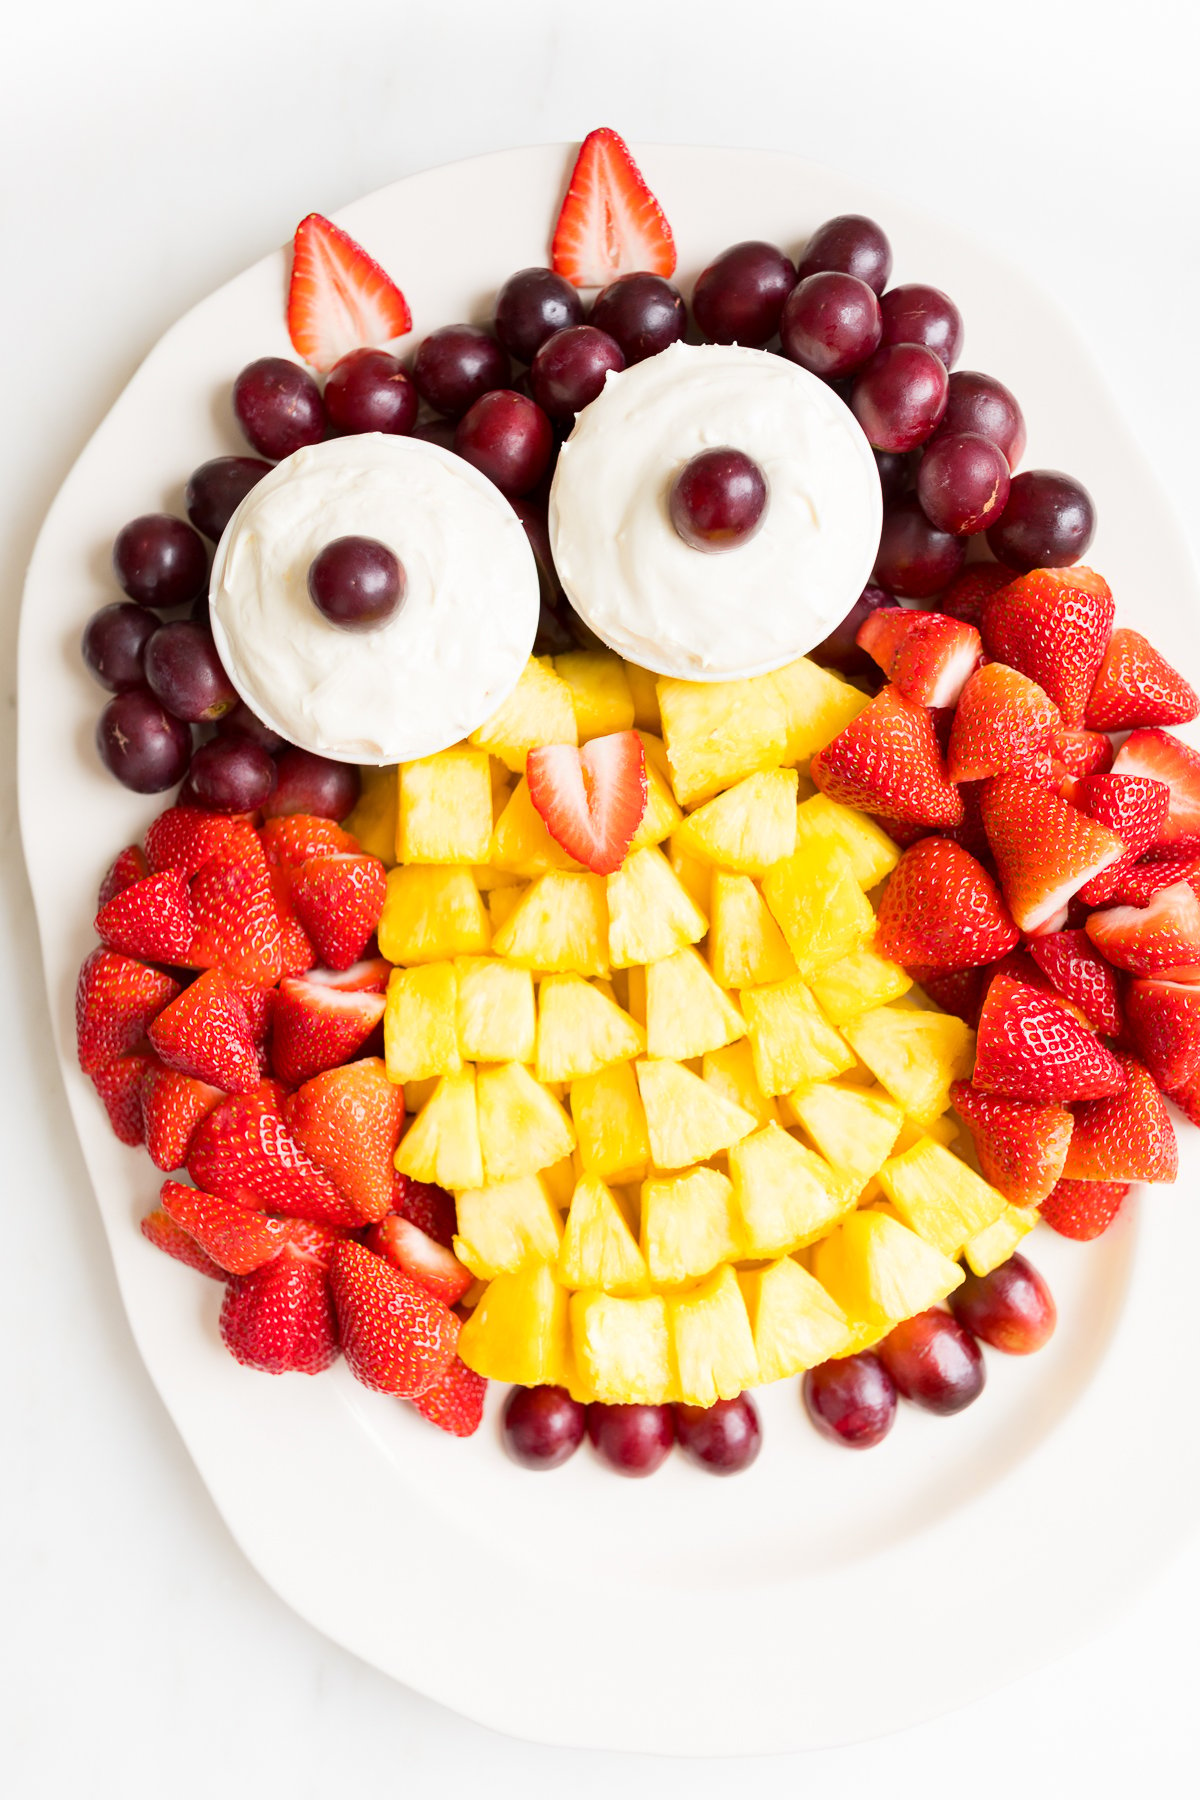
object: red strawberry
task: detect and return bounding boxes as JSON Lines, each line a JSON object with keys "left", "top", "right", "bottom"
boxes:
{"left": 188, "top": 1090, "right": 361, "bottom": 1227}
{"left": 978, "top": 775, "right": 1124, "bottom": 933}
{"left": 267, "top": 867, "right": 317, "bottom": 979}
{"left": 290, "top": 852, "right": 387, "bottom": 970}
{"left": 974, "top": 971, "right": 1127, "bottom": 1102}
{"left": 990, "top": 947, "right": 1094, "bottom": 1028}
{"left": 364, "top": 1213, "right": 472, "bottom": 1306}
{"left": 283, "top": 1058, "right": 404, "bottom": 1224}
{"left": 305, "top": 957, "right": 392, "bottom": 994}
{"left": 1110, "top": 729, "right": 1200, "bottom": 854}
{"left": 411, "top": 1355, "right": 487, "bottom": 1438}
{"left": 908, "top": 964, "right": 988, "bottom": 1026}
{"left": 1166, "top": 1067, "right": 1200, "bottom": 1128}
{"left": 1027, "top": 930, "right": 1123, "bottom": 1036}
{"left": 938, "top": 563, "right": 1014, "bottom": 630}
{"left": 1086, "top": 882, "right": 1200, "bottom": 979}
{"left": 92, "top": 1051, "right": 154, "bottom": 1146}
{"left": 1075, "top": 772, "right": 1172, "bottom": 904}
{"left": 551, "top": 127, "right": 676, "bottom": 288}
{"left": 1085, "top": 629, "right": 1198, "bottom": 731}
{"left": 982, "top": 565, "right": 1115, "bottom": 727}
{"left": 262, "top": 814, "right": 360, "bottom": 868}
{"left": 1105, "top": 852, "right": 1198, "bottom": 909}
{"left": 219, "top": 1242, "right": 339, "bottom": 1375}
{"left": 1039, "top": 1177, "right": 1130, "bottom": 1241}
{"left": 144, "top": 806, "right": 260, "bottom": 878}
{"left": 1063, "top": 1052, "right": 1177, "bottom": 1183}
{"left": 856, "top": 610, "right": 982, "bottom": 707}
{"left": 946, "top": 663, "right": 1060, "bottom": 785}
{"left": 140, "top": 1208, "right": 224, "bottom": 1280}
{"left": 391, "top": 1171, "right": 457, "bottom": 1249}
{"left": 148, "top": 969, "right": 261, "bottom": 1092}
{"left": 141, "top": 1066, "right": 224, "bottom": 1171}
{"left": 97, "top": 844, "right": 149, "bottom": 909}
{"left": 1050, "top": 727, "right": 1113, "bottom": 779}
{"left": 875, "top": 838, "right": 1017, "bottom": 969}
{"left": 230, "top": 979, "right": 275, "bottom": 1046}
{"left": 950, "top": 1081, "right": 1073, "bottom": 1207}
{"left": 160, "top": 1178, "right": 290, "bottom": 1275}
{"left": 270, "top": 976, "right": 386, "bottom": 1088}
{"left": 187, "top": 854, "right": 284, "bottom": 986}
{"left": 1124, "top": 978, "right": 1200, "bottom": 1090}
{"left": 811, "top": 685, "right": 963, "bottom": 828}
{"left": 329, "top": 1239, "right": 459, "bottom": 1397}
{"left": 284, "top": 1218, "right": 352, "bottom": 1267}
{"left": 94, "top": 868, "right": 195, "bottom": 964}
{"left": 75, "top": 949, "right": 180, "bottom": 1075}
{"left": 526, "top": 730, "right": 648, "bottom": 875}
{"left": 287, "top": 212, "right": 412, "bottom": 374}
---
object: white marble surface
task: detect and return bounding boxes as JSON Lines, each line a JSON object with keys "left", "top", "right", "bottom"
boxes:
{"left": 3, "top": 1, "right": 1198, "bottom": 1791}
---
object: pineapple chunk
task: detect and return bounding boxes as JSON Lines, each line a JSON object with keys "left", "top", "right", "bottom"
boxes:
{"left": 629, "top": 733, "right": 683, "bottom": 851}
{"left": 458, "top": 1261, "right": 572, "bottom": 1388}
{"left": 344, "top": 764, "right": 398, "bottom": 866}
{"left": 624, "top": 962, "right": 647, "bottom": 1026}
{"left": 570, "top": 1290, "right": 672, "bottom": 1403}
{"left": 535, "top": 974, "right": 644, "bottom": 1082}
{"left": 741, "top": 975, "right": 855, "bottom": 1096}
{"left": 492, "top": 872, "right": 610, "bottom": 976}
{"left": 635, "top": 1059, "right": 756, "bottom": 1169}
{"left": 554, "top": 649, "right": 635, "bottom": 738}
{"left": 486, "top": 885, "right": 525, "bottom": 933}
{"left": 667, "top": 839, "right": 712, "bottom": 916}
{"left": 667, "top": 1264, "right": 759, "bottom": 1407}
{"left": 472, "top": 861, "right": 522, "bottom": 892}
{"left": 404, "top": 1076, "right": 438, "bottom": 1114}
{"left": 811, "top": 1209, "right": 964, "bottom": 1328}
{"left": 490, "top": 777, "right": 584, "bottom": 877}
{"left": 377, "top": 865, "right": 490, "bottom": 965}
{"left": 657, "top": 670, "right": 791, "bottom": 807}
{"left": 762, "top": 839, "right": 876, "bottom": 978}
{"left": 708, "top": 873, "right": 796, "bottom": 989}
{"left": 557, "top": 1173, "right": 648, "bottom": 1293}
{"left": 674, "top": 769, "right": 799, "bottom": 874}
{"left": 770, "top": 657, "right": 871, "bottom": 764}
{"left": 453, "top": 1175, "right": 563, "bottom": 1278}
{"left": 810, "top": 947, "right": 913, "bottom": 1024}
{"left": 794, "top": 793, "right": 900, "bottom": 891}
{"left": 701, "top": 1040, "right": 781, "bottom": 1128}
{"left": 455, "top": 957, "right": 536, "bottom": 1064}
{"left": 394, "top": 1067, "right": 483, "bottom": 1189}
{"left": 607, "top": 846, "right": 707, "bottom": 968}
{"left": 842, "top": 1006, "right": 974, "bottom": 1125}
{"left": 542, "top": 1153, "right": 577, "bottom": 1209}
{"left": 644, "top": 948, "right": 745, "bottom": 1060}
{"left": 469, "top": 655, "right": 577, "bottom": 772}
{"left": 877, "top": 1137, "right": 1007, "bottom": 1257}
{"left": 727, "top": 1122, "right": 855, "bottom": 1257}
{"left": 894, "top": 1112, "right": 959, "bottom": 1152}
{"left": 739, "top": 1258, "right": 853, "bottom": 1382}
{"left": 625, "top": 661, "right": 661, "bottom": 733}
{"left": 963, "top": 1203, "right": 1038, "bottom": 1277}
{"left": 570, "top": 1061, "right": 651, "bottom": 1185}
{"left": 476, "top": 1062, "right": 575, "bottom": 1182}
{"left": 383, "top": 962, "right": 460, "bottom": 1083}
{"left": 398, "top": 749, "right": 493, "bottom": 864}
{"left": 640, "top": 1166, "right": 742, "bottom": 1286}
{"left": 788, "top": 1080, "right": 903, "bottom": 1186}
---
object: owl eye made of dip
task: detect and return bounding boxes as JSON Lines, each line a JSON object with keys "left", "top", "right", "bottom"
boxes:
{"left": 307, "top": 535, "right": 406, "bottom": 631}
{"left": 668, "top": 447, "right": 768, "bottom": 552}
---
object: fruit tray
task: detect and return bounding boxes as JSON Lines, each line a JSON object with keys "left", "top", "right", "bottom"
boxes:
{"left": 19, "top": 141, "right": 1200, "bottom": 1754}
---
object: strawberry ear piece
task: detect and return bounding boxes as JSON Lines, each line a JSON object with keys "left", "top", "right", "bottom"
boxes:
{"left": 526, "top": 731, "right": 648, "bottom": 874}
{"left": 288, "top": 212, "right": 412, "bottom": 373}
{"left": 551, "top": 128, "right": 676, "bottom": 288}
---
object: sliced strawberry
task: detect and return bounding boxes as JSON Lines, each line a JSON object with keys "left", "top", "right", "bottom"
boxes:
{"left": 391, "top": 1171, "right": 458, "bottom": 1249}
{"left": 981, "top": 565, "right": 1115, "bottom": 727}
{"left": 938, "top": 563, "right": 1014, "bottom": 630}
{"left": 160, "top": 1178, "right": 290, "bottom": 1275}
{"left": 1050, "top": 727, "right": 1113, "bottom": 779}
{"left": 140, "top": 1208, "right": 225, "bottom": 1280}
{"left": 219, "top": 1243, "right": 340, "bottom": 1375}
{"left": 973, "top": 971, "right": 1126, "bottom": 1102}
{"left": 305, "top": 957, "right": 392, "bottom": 994}
{"left": 1039, "top": 1177, "right": 1130, "bottom": 1241}
{"left": 94, "top": 868, "right": 195, "bottom": 964}
{"left": 1075, "top": 772, "right": 1172, "bottom": 904}
{"left": 1085, "top": 628, "right": 1198, "bottom": 731}
{"left": 329, "top": 1239, "right": 459, "bottom": 1397}
{"left": 289, "top": 852, "right": 387, "bottom": 970}
{"left": 1105, "top": 852, "right": 1199, "bottom": 909}
{"left": 875, "top": 837, "right": 1017, "bottom": 969}
{"left": 950, "top": 1081, "right": 1073, "bottom": 1207}
{"left": 147, "top": 969, "right": 261, "bottom": 1092}
{"left": 811, "top": 685, "right": 963, "bottom": 828}
{"left": 187, "top": 854, "right": 284, "bottom": 986}
{"left": 946, "top": 663, "right": 1060, "bottom": 785}
{"left": 856, "top": 609, "right": 982, "bottom": 707}
{"left": 364, "top": 1213, "right": 472, "bottom": 1306}
{"left": 285, "top": 1217, "right": 353, "bottom": 1268}
{"left": 908, "top": 963, "right": 988, "bottom": 1026}
{"left": 1086, "top": 882, "right": 1200, "bottom": 979}
{"left": 268, "top": 866, "right": 317, "bottom": 979}
{"left": 978, "top": 775, "right": 1124, "bottom": 933}
{"left": 262, "top": 814, "right": 360, "bottom": 869}
{"left": 1110, "top": 729, "right": 1200, "bottom": 854}
{"left": 144, "top": 806, "right": 260, "bottom": 878}
{"left": 551, "top": 127, "right": 676, "bottom": 288}
{"left": 270, "top": 976, "right": 386, "bottom": 1088}
{"left": 97, "top": 844, "right": 149, "bottom": 909}
{"left": 411, "top": 1355, "right": 487, "bottom": 1438}
{"left": 75, "top": 949, "right": 180, "bottom": 1075}
{"left": 141, "top": 1066, "right": 224, "bottom": 1171}
{"left": 283, "top": 1057, "right": 404, "bottom": 1224}
{"left": 91, "top": 1050, "right": 154, "bottom": 1146}
{"left": 1026, "top": 930, "right": 1123, "bottom": 1036}
{"left": 188, "top": 1090, "right": 361, "bottom": 1228}
{"left": 526, "top": 730, "right": 648, "bottom": 875}
{"left": 1063, "top": 1052, "right": 1177, "bottom": 1183}
{"left": 1124, "top": 977, "right": 1200, "bottom": 1090}
{"left": 287, "top": 212, "right": 412, "bottom": 374}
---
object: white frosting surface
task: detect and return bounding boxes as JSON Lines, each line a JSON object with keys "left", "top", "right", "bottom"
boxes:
{"left": 209, "top": 434, "right": 539, "bottom": 763}
{"left": 548, "top": 341, "right": 882, "bottom": 680}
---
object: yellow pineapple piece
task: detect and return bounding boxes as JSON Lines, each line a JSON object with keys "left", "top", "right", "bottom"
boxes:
{"left": 607, "top": 846, "right": 707, "bottom": 967}
{"left": 635, "top": 1059, "right": 756, "bottom": 1168}
{"left": 877, "top": 1137, "right": 1007, "bottom": 1258}
{"left": 629, "top": 733, "right": 683, "bottom": 851}
{"left": 644, "top": 948, "right": 745, "bottom": 1060}
{"left": 667, "top": 839, "right": 712, "bottom": 917}
{"left": 770, "top": 656, "right": 871, "bottom": 764}
{"left": 398, "top": 749, "right": 493, "bottom": 864}
{"left": 469, "top": 655, "right": 577, "bottom": 772}
{"left": 788, "top": 1080, "right": 903, "bottom": 1186}
{"left": 383, "top": 962, "right": 460, "bottom": 1084}
{"left": 701, "top": 1040, "right": 781, "bottom": 1128}
{"left": 344, "top": 764, "right": 397, "bottom": 866}
{"left": 843, "top": 1005, "right": 974, "bottom": 1125}
{"left": 404, "top": 1076, "right": 437, "bottom": 1114}
{"left": 674, "top": 768, "right": 799, "bottom": 875}
{"left": 554, "top": 649, "right": 636, "bottom": 738}
{"left": 708, "top": 872, "right": 796, "bottom": 989}
{"left": 811, "top": 1209, "right": 964, "bottom": 1329}
{"left": 557, "top": 1172, "right": 649, "bottom": 1293}
{"left": 809, "top": 946, "right": 912, "bottom": 1024}
{"left": 535, "top": 974, "right": 644, "bottom": 1082}
{"left": 570, "top": 1290, "right": 672, "bottom": 1403}
{"left": 543, "top": 1153, "right": 577, "bottom": 1208}
{"left": 624, "top": 962, "right": 647, "bottom": 1026}
{"left": 453, "top": 1175, "right": 563, "bottom": 1278}
{"left": 486, "top": 884, "right": 525, "bottom": 933}
{"left": 640, "top": 1166, "right": 742, "bottom": 1286}
{"left": 763, "top": 839, "right": 876, "bottom": 978}
{"left": 963, "top": 1204, "right": 1038, "bottom": 1277}
{"left": 492, "top": 872, "right": 610, "bottom": 976}
{"left": 794, "top": 793, "right": 900, "bottom": 891}
{"left": 458, "top": 1261, "right": 572, "bottom": 1388}
{"left": 894, "top": 1112, "right": 959, "bottom": 1152}
{"left": 377, "top": 865, "right": 490, "bottom": 965}
{"left": 625, "top": 661, "right": 661, "bottom": 733}
{"left": 490, "top": 777, "right": 584, "bottom": 877}
{"left": 570, "top": 1061, "right": 651, "bottom": 1185}
{"left": 476, "top": 1062, "right": 575, "bottom": 1183}
{"left": 739, "top": 1258, "right": 853, "bottom": 1382}
{"left": 472, "top": 861, "right": 522, "bottom": 892}
{"left": 454, "top": 956, "right": 536, "bottom": 1064}
{"left": 657, "top": 670, "right": 791, "bottom": 807}
{"left": 727, "top": 1122, "right": 855, "bottom": 1257}
{"left": 394, "top": 1067, "right": 483, "bottom": 1189}
{"left": 741, "top": 975, "right": 855, "bottom": 1096}
{"left": 668, "top": 1264, "right": 759, "bottom": 1406}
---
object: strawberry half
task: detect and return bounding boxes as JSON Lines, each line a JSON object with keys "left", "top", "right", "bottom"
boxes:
{"left": 148, "top": 969, "right": 261, "bottom": 1092}
{"left": 973, "top": 971, "right": 1126, "bottom": 1102}
{"left": 411, "top": 1355, "right": 487, "bottom": 1438}
{"left": 1125, "top": 977, "right": 1200, "bottom": 1090}
{"left": 938, "top": 563, "right": 1014, "bottom": 630}
{"left": 141, "top": 1066, "right": 224, "bottom": 1171}
{"left": 75, "top": 949, "right": 180, "bottom": 1075}
{"left": 262, "top": 814, "right": 360, "bottom": 869}
{"left": 946, "top": 663, "right": 1060, "bottom": 785}
{"left": 391, "top": 1171, "right": 458, "bottom": 1249}
{"left": 978, "top": 775, "right": 1125, "bottom": 934}
{"left": 1050, "top": 727, "right": 1113, "bottom": 780}
{"left": 1039, "top": 1177, "right": 1130, "bottom": 1241}
{"left": 305, "top": 957, "right": 391, "bottom": 994}
{"left": 875, "top": 838, "right": 1018, "bottom": 969}
{"left": 220, "top": 1241, "right": 340, "bottom": 1375}
{"left": 269, "top": 867, "right": 318, "bottom": 979}
{"left": 290, "top": 852, "right": 387, "bottom": 970}
{"left": 1104, "top": 852, "right": 1199, "bottom": 909}
{"left": 908, "top": 964, "right": 988, "bottom": 1026}
{"left": 1026, "top": 930, "right": 1123, "bottom": 1037}
{"left": 1110, "top": 729, "right": 1200, "bottom": 854}
{"left": 95, "top": 868, "right": 195, "bottom": 964}
{"left": 160, "top": 1178, "right": 290, "bottom": 1275}
{"left": 270, "top": 975, "right": 385, "bottom": 1088}
{"left": 856, "top": 609, "right": 982, "bottom": 707}
{"left": 287, "top": 212, "right": 412, "bottom": 374}
{"left": 982, "top": 565, "right": 1114, "bottom": 727}
{"left": 364, "top": 1213, "right": 473, "bottom": 1306}
{"left": 1075, "top": 773, "right": 1171, "bottom": 905}
{"left": 1063, "top": 1053, "right": 1177, "bottom": 1184}
{"left": 283, "top": 1057, "right": 404, "bottom": 1224}
{"left": 526, "top": 730, "right": 648, "bottom": 875}
{"left": 329, "top": 1240, "right": 459, "bottom": 1398}
{"left": 144, "top": 806, "right": 259, "bottom": 878}
{"left": 551, "top": 127, "right": 676, "bottom": 288}
{"left": 140, "top": 1208, "right": 225, "bottom": 1280}
{"left": 811, "top": 685, "right": 963, "bottom": 828}
{"left": 1085, "top": 882, "right": 1200, "bottom": 979}
{"left": 188, "top": 854, "right": 284, "bottom": 986}
{"left": 188, "top": 1090, "right": 361, "bottom": 1228}
{"left": 950, "top": 1080, "right": 1073, "bottom": 1207}
{"left": 92, "top": 1050, "right": 154, "bottom": 1146}
{"left": 1085, "top": 628, "right": 1198, "bottom": 731}
{"left": 97, "top": 844, "right": 149, "bottom": 909}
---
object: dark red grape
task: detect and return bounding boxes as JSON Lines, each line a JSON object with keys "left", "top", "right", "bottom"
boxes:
{"left": 307, "top": 536, "right": 404, "bottom": 632}
{"left": 986, "top": 470, "right": 1096, "bottom": 572}
{"left": 674, "top": 1395, "right": 762, "bottom": 1474}
{"left": 810, "top": 584, "right": 899, "bottom": 679}
{"left": 590, "top": 274, "right": 686, "bottom": 364}
{"left": 144, "top": 620, "right": 238, "bottom": 722}
{"left": 874, "top": 450, "right": 917, "bottom": 504}
{"left": 411, "top": 416, "right": 458, "bottom": 454}
{"left": 454, "top": 390, "right": 554, "bottom": 497}
{"left": 949, "top": 1253, "right": 1056, "bottom": 1354}
{"left": 880, "top": 283, "right": 964, "bottom": 370}
{"left": 413, "top": 324, "right": 511, "bottom": 419}
{"left": 803, "top": 1352, "right": 897, "bottom": 1448}
{"left": 188, "top": 733, "right": 277, "bottom": 812}
{"left": 185, "top": 456, "right": 272, "bottom": 542}
{"left": 323, "top": 348, "right": 418, "bottom": 437}
{"left": 874, "top": 495, "right": 966, "bottom": 598}
{"left": 95, "top": 688, "right": 192, "bottom": 793}
{"left": 530, "top": 325, "right": 625, "bottom": 423}
{"left": 669, "top": 448, "right": 767, "bottom": 552}
{"left": 232, "top": 357, "right": 325, "bottom": 460}
{"left": 264, "top": 747, "right": 360, "bottom": 820}
{"left": 796, "top": 215, "right": 892, "bottom": 297}
{"left": 692, "top": 240, "right": 796, "bottom": 347}
{"left": 587, "top": 1402, "right": 674, "bottom": 1476}
{"left": 216, "top": 700, "right": 286, "bottom": 752}
{"left": 81, "top": 602, "right": 157, "bottom": 692}
{"left": 877, "top": 1308, "right": 985, "bottom": 1414}
{"left": 937, "top": 370, "right": 1026, "bottom": 470}
{"left": 917, "top": 432, "right": 1010, "bottom": 535}
{"left": 501, "top": 1384, "right": 587, "bottom": 1469}
{"left": 780, "top": 272, "right": 882, "bottom": 378}
{"left": 112, "top": 514, "right": 208, "bottom": 610}
{"left": 494, "top": 268, "right": 584, "bottom": 363}
{"left": 851, "top": 344, "right": 949, "bottom": 452}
